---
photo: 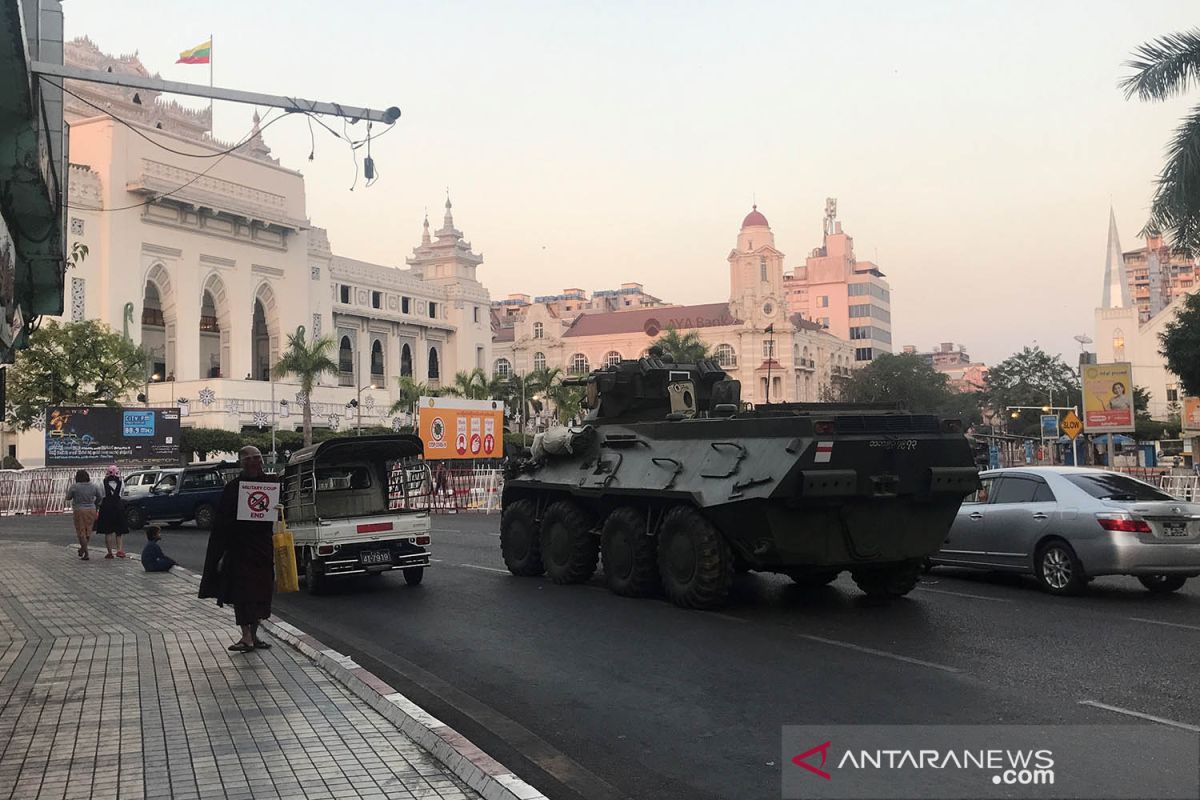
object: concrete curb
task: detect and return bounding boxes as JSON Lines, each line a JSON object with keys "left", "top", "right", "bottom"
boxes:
{"left": 156, "top": 557, "right": 547, "bottom": 800}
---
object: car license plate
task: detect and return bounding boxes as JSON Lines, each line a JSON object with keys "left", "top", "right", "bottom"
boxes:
{"left": 1162, "top": 522, "right": 1189, "bottom": 538}
{"left": 361, "top": 550, "right": 391, "bottom": 565}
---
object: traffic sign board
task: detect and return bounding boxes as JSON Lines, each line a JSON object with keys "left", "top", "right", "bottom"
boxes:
{"left": 1061, "top": 410, "right": 1083, "bottom": 440}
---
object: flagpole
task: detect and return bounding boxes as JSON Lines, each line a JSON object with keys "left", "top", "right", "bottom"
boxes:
{"left": 208, "top": 33, "right": 214, "bottom": 136}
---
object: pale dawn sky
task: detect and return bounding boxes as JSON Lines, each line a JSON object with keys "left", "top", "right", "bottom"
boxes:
{"left": 63, "top": 1, "right": 1199, "bottom": 365}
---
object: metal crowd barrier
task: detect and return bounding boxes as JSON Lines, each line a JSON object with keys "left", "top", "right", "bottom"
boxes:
{"left": 0, "top": 468, "right": 79, "bottom": 515}
{"left": 1158, "top": 475, "right": 1199, "bottom": 502}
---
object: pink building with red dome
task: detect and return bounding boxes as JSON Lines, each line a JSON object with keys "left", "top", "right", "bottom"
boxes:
{"left": 491, "top": 207, "right": 854, "bottom": 407}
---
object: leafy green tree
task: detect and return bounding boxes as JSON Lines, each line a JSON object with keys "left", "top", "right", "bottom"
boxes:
{"left": 653, "top": 327, "right": 710, "bottom": 362}
{"left": 443, "top": 368, "right": 490, "bottom": 399}
{"left": 273, "top": 329, "right": 338, "bottom": 447}
{"left": 1120, "top": 30, "right": 1200, "bottom": 255}
{"left": 1132, "top": 386, "right": 1181, "bottom": 440}
{"left": 839, "top": 353, "right": 955, "bottom": 409}
{"left": 982, "top": 346, "right": 1081, "bottom": 436}
{"left": 179, "top": 427, "right": 244, "bottom": 462}
{"left": 1159, "top": 292, "right": 1200, "bottom": 395}
{"left": 5, "top": 320, "right": 146, "bottom": 430}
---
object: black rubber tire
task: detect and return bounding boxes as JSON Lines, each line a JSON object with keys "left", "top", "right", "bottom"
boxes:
{"left": 540, "top": 500, "right": 598, "bottom": 584}
{"left": 601, "top": 507, "right": 659, "bottom": 597}
{"left": 403, "top": 567, "right": 424, "bottom": 586}
{"left": 657, "top": 505, "right": 733, "bottom": 609}
{"left": 500, "top": 499, "right": 544, "bottom": 576}
{"left": 304, "top": 557, "right": 325, "bottom": 596}
{"left": 851, "top": 560, "right": 922, "bottom": 599}
{"left": 125, "top": 505, "right": 145, "bottom": 531}
{"left": 1035, "top": 540, "right": 1086, "bottom": 596}
{"left": 1138, "top": 574, "right": 1187, "bottom": 594}
{"left": 787, "top": 569, "right": 840, "bottom": 589}
{"left": 194, "top": 503, "right": 215, "bottom": 530}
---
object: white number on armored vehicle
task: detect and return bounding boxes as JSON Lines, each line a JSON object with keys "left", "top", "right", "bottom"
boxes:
{"left": 868, "top": 439, "right": 918, "bottom": 450}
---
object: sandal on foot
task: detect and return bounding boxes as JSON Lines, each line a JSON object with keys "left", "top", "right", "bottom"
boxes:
{"left": 116, "top": 551, "right": 126, "bottom": 558}
{"left": 227, "top": 642, "right": 254, "bottom": 653}
{"left": 104, "top": 553, "right": 114, "bottom": 559}
{"left": 252, "top": 639, "right": 272, "bottom": 650}
{"left": 81, "top": 553, "right": 89, "bottom": 560}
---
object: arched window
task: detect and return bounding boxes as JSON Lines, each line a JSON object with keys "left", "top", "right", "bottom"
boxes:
{"left": 1112, "top": 328, "right": 1126, "bottom": 361}
{"left": 428, "top": 347, "right": 440, "bottom": 380}
{"left": 339, "top": 336, "right": 354, "bottom": 374}
{"left": 533, "top": 352, "right": 546, "bottom": 372}
{"left": 604, "top": 351, "right": 622, "bottom": 368}
{"left": 570, "top": 353, "right": 589, "bottom": 375}
{"left": 400, "top": 343, "right": 413, "bottom": 377}
{"left": 533, "top": 321, "right": 544, "bottom": 339}
{"left": 714, "top": 344, "right": 736, "bottom": 368}
{"left": 762, "top": 340, "right": 776, "bottom": 359}
{"left": 370, "top": 339, "right": 384, "bottom": 378}
{"left": 494, "top": 358, "right": 512, "bottom": 378}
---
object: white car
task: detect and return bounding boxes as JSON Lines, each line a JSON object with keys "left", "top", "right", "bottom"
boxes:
{"left": 119, "top": 470, "right": 169, "bottom": 499}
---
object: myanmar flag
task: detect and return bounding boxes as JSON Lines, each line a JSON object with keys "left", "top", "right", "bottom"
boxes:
{"left": 176, "top": 40, "right": 211, "bottom": 64}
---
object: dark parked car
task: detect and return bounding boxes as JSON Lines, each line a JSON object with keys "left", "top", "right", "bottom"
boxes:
{"left": 123, "top": 465, "right": 228, "bottom": 530}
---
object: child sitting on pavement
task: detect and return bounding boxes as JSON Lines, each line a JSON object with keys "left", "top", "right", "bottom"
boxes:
{"left": 141, "top": 526, "right": 176, "bottom": 573}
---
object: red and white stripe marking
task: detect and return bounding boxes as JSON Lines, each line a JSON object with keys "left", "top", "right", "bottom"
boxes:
{"left": 814, "top": 442, "right": 834, "bottom": 463}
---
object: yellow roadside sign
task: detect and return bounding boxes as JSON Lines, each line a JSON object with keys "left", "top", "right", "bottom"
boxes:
{"left": 1061, "top": 410, "right": 1083, "bottom": 440}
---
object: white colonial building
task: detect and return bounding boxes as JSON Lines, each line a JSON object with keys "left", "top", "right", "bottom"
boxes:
{"left": 13, "top": 39, "right": 492, "bottom": 466}
{"left": 491, "top": 207, "right": 855, "bottom": 404}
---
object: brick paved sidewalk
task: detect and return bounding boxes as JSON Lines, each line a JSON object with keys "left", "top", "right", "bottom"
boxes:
{"left": 0, "top": 541, "right": 481, "bottom": 800}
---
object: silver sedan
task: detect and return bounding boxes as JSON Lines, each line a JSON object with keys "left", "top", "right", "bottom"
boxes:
{"left": 931, "top": 467, "right": 1200, "bottom": 595}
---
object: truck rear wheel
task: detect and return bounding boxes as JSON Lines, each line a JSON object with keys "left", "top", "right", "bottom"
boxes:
{"left": 851, "top": 560, "right": 922, "bottom": 599}
{"left": 601, "top": 507, "right": 659, "bottom": 597}
{"left": 500, "top": 499, "right": 544, "bottom": 576}
{"left": 540, "top": 500, "right": 598, "bottom": 584}
{"left": 657, "top": 505, "right": 732, "bottom": 609}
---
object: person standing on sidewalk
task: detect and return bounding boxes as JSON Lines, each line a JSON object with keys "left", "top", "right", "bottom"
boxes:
{"left": 95, "top": 465, "right": 129, "bottom": 559}
{"left": 66, "top": 470, "right": 102, "bottom": 560}
{"left": 199, "top": 445, "right": 276, "bottom": 653}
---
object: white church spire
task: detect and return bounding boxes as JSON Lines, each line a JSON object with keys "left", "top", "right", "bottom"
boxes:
{"left": 1101, "top": 207, "right": 1131, "bottom": 309}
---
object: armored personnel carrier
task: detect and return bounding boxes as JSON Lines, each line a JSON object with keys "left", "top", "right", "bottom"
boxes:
{"left": 500, "top": 353, "right": 979, "bottom": 609}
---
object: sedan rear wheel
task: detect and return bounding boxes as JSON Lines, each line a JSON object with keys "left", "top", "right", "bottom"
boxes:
{"left": 1137, "top": 574, "right": 1187, "bottom": 594}
{"left": 1035, "top": 541, "right": 1086, "bottom": 596}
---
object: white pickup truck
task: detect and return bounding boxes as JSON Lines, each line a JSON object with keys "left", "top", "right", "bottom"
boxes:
{"left": 281, "top": 435, "right": 433, "bottom": 594}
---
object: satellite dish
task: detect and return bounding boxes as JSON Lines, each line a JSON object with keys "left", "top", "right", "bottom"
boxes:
{"left": 1073, "top": 334, "right": 1094, "bottom": 345}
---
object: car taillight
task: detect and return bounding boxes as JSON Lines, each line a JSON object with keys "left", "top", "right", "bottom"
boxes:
{"left": 1096, "top": 513, "right": 1151, "bottom": 533}
{"left": 813, "top": 419, "right": 835, "bottom": 435}
{"left": 357, "top": 522, "right": 393, "bottom": 534}
{"left": 317, "top": 544, "right": 335, "bottom": 556}
{"left": 415, "top": 535, "right": 430, "bottom": 546}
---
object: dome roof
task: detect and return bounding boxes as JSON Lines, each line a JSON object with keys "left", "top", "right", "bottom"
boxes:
{"left": 741, "top": 205, "right": 769, "bottom": 228}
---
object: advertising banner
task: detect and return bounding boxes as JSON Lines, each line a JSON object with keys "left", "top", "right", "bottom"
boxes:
{"left": 1039, "top": 415, "right": 1059, "bottom": 439}
{"left": 416, "top": 396, "right": 505, "bottom": 460}
{"left": 45, "top": 406, "right": 182, "bottom": 466}
{"left": 1081, "top": 363, "right": 1135, "bottom": 433}
{"left": 1183, "top": 397, "right": 1200, "bottom": 433}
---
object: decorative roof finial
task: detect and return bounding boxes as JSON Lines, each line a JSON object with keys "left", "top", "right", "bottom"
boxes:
{"left": 443, "top": 190, "right": 454, "bottom": 229}
{"left": 421, "top": 208, "right": 431, "bottom": 245}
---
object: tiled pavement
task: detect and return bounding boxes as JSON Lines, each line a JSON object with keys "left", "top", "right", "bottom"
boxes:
{"left": 0, "top": 541, "right": 481, "bottom": 800}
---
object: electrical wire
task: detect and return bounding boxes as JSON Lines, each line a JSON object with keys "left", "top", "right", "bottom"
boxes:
{"left": 66, "top": 110, "right": 289, "bottom": 213}
{"left": 45, "top": 77, "right": 278, "bottom": 160}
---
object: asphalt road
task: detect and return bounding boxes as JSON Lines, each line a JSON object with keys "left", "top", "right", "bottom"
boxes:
{"left": 4, "top": 514, "right": 1200, "bottom": 800}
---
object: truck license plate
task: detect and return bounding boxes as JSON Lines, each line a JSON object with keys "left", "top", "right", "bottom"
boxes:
{"left": 1162, "top": 522, "right": 1189, "bottom": 538}
{"left": 361, "top": 550, "right": 392, "bottom": 565}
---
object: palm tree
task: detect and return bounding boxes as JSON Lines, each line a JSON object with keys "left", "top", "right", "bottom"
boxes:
{"left": 273, "top": 330, "right": 338, "bottom": 447}
{"left": 653, "top": 326, "right": 710, "bottom": 362}
{"left": 444, "top": 368, "right": 489, "bottom": 399}
{"left": 388, "top": 376, "right": 436, "bottom": 417}
{"left": 1121, "top": 29, "right": 1200, "bottom": 254}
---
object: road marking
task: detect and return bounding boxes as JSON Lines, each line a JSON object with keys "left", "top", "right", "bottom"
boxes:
{"left": 459, "top": 563, "right": 509, "bottom": 574}
{"left": 1078, "top": 700, "right": 1200, "bottom": 732}
{"left": 795, "top": 633, "right": 962, "bottom": 674}
{"left": 708, "top": 612, "right": 749, "bottom": 624}
{"left": 915, "top": 586, "right": 1014, "bottom": 603}
{"left": 1128, "top": 617, "right": 1200, "bottom": 633}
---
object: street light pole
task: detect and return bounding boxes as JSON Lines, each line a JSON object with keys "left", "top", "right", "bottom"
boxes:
{"left": 353, "top": 383, "right": 376, "bottom": 436}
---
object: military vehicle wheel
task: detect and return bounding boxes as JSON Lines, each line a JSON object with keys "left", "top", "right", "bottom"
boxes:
{"left": 657, "top": 505, "right": 732, "bottom": 609}
{"left": 500, "top": 499, "right": 544, "bottom": 576}
{"left": 601, "top": 507, "right": 659, "bottom": 597}
{"left": 540, "top": 500, "right": 598, "bottom": 584}
{"left": 787, "top": 569, "right": 839, "bottom": 589}
{"left": 851, "top": 560, "right": 921, "bottom": 599}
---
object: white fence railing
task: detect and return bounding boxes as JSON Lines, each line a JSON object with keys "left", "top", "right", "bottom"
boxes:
{"left": 0, "top": 468, "right": 79, "bottom": 516}
{"left": 1159, "top": 475, "right": 1199, "bottom": 502}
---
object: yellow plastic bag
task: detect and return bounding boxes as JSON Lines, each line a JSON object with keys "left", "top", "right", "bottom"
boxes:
{"left": 273, "top": 509, "right": 299, "bottom": 594}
